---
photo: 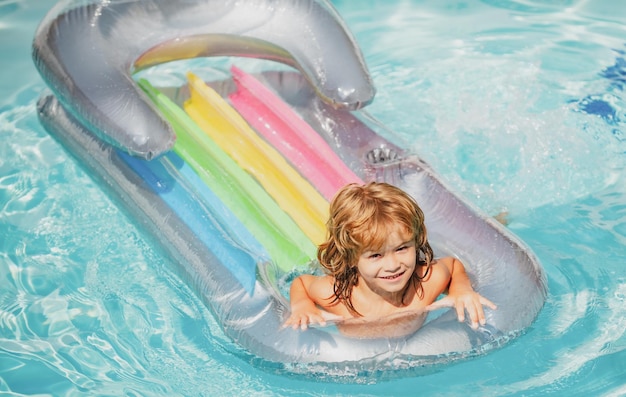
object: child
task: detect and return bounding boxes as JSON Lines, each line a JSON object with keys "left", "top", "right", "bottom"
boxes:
{"left": 284, "top": 182, "right": 496, "bottom": 337}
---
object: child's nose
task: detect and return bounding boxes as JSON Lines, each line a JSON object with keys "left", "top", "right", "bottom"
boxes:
{"left": 383, "top": 253, "right": 402, "bottom": 270}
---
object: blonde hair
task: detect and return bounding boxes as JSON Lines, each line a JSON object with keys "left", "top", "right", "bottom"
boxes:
{"left": 317, "top": 182, "right": 434, "bottom": 315}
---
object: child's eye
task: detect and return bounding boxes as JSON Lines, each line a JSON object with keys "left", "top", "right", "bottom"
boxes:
{"left": 397, "top": 246, "right": 408, "bottom": 252}
{"left": 369, "top": 253, "right": 381, "bottom": 259}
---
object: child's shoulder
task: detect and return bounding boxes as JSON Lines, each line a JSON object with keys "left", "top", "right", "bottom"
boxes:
{"left": 421, "top": 256, "right": 454, "bottom": 288}
{"left": 300, "top": 273, "right": 335, "bottom": 293}
{"left": 420, "top": 257, "right": 455, "bottom": 296}
{"left": 431, "top": 256, "right": 455, "bottom": 272}
{"left": 418, "top": 256, "right": 453, "bottom": 279}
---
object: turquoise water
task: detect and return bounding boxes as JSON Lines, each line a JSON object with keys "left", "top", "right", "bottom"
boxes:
{"left": 1, "top": 0, "right": 626, "bottom": 395}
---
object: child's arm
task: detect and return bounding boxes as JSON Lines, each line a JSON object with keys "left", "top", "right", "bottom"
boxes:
{"left": 284, "top": 275, "right": 334, "bottom": 330}
{"left": 427, "top": 258, "right": 497, "bottom": 329}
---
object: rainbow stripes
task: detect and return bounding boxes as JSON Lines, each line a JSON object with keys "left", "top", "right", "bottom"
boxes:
{"left": 136, "top": 69, "right": 361, "bottom": 282}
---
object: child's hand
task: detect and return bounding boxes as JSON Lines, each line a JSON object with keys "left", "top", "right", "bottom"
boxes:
{"left": 285, "top": 274, "right": 344, "bottom": 330}
{"left": 426, "top": 292, "right": 497, "bottom": 329}
{"left": 284, "top": 307, "right": 327, "bottom": 330}
{"left": 283, "top": 304, "right": 344, "bottom": 330}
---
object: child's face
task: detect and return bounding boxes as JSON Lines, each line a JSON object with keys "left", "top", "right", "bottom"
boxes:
{"left": 355, "top": 224, "right": 416, "bottom": 299}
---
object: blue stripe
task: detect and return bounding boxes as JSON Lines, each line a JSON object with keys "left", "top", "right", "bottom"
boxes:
{"left": 118, "top": 150, "right": 267, "bottom": 294}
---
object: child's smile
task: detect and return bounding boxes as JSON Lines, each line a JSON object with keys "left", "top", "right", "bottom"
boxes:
{"left": 380, "top": 271, "right": 406, "bottom": 280}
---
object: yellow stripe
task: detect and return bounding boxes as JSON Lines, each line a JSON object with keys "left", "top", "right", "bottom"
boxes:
{"left": 184, "top": 72, "right": 328, "bottom": 245}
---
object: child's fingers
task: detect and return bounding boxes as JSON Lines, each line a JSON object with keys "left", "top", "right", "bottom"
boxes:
{"left": 427, "top": 294, "right": 496, "bottom": 328}
{"left": 282, "top": 315, "right": 308, "bottom": 330}
{"left": 469, "top": 304, "right": 485, "bottom": 328}
{"left": 480, "top": 296, "right": 498, "bottom": 310}
{"left": 455, "top": 302, "right": 465, "bottom": 323}
{"left": 283, "top": 313, "right": 329, "bottom": 331}
{"left": 468, "top": 296, "right": 497, "bottom": 328}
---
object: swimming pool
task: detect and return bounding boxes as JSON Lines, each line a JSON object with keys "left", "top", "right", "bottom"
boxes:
{"left": 1, "top": 0, "right": 625, "bottom": 395}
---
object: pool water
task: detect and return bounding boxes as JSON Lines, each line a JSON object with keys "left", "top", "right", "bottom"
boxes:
{"left": 1, "top": 0, "right": 626, "bottom": 395}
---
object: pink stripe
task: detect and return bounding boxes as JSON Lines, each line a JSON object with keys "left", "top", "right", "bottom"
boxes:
{"left": 228, "top": 66, "right": 362, "bottom": 201}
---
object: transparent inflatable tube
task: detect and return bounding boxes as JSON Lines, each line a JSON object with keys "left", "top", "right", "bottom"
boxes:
{"left": 37, "top": 70, "right": 547, "bottom": 378}
{"left": 33, "top": 0, "right": 547, "bottom": 379}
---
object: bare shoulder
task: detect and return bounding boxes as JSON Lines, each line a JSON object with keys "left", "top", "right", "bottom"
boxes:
{"left": 431, "top": 257, "right": 455, "bottom": 275}
{"left": 419, "top": 257, "right": 455, "bottom": 301}
{"left": 299, "top": 274, "right": 335, "bottom": 300}
{"left": 299, "top": 274, "right": 334, "bottom": 287}
{"left": 420, "top": 257, "right": 454, "bottom": 280}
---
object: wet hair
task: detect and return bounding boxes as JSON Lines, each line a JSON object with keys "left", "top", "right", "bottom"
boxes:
{"left": 317, "top": 182, "right": 434, "bottom": 316}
